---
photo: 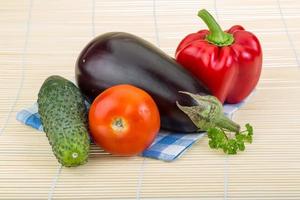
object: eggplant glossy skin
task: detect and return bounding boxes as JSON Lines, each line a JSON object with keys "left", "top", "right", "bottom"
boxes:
{"left": 75, "top": 32, "right": 210, "bottom": 132}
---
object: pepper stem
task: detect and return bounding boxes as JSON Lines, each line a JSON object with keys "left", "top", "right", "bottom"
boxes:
{"left": 198, "top": 9, "right": 234, "bottom": 46}
{"left": 176, "top": 92, "right": 240, "bottom": 133}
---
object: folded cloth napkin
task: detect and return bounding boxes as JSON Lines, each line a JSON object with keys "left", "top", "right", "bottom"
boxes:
{"left": 16, "top": 99, "right": 247, "bottom": 161}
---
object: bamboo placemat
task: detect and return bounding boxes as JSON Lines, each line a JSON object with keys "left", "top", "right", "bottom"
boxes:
{"left": 0, "top": 0, "right": 300, "bottom": 199}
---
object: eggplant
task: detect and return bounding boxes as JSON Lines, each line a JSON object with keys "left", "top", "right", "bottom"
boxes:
{"left": 75, "top": 32, "right": 240, "bottom": 133}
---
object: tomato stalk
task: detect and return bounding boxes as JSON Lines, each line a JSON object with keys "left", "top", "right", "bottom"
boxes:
{"left": 111, "top": 117, "right": 128, "bottom": 132}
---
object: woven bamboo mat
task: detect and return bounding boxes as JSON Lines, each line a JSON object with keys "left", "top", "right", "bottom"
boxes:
{"left": 0, "top": 0, "right": 300, "bottom": 199}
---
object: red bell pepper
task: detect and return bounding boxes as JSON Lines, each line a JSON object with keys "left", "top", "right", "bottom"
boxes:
{"left": 176, "top": 9, "right": 262, "bottom": 104}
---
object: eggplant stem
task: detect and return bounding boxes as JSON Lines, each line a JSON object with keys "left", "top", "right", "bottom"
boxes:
{"left": 176, "top": 92, "right": 240, "bottom": 133}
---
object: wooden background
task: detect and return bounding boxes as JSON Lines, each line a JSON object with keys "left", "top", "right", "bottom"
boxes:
{"left": 0, "top": 0, "right": 300, "bottom": 199}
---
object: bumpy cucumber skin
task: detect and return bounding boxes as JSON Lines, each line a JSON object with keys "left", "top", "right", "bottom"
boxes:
{"left": 38, "top": 75, "right": 90, "bottom": 167}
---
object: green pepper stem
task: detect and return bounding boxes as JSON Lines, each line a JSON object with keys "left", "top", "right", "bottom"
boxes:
{"left": 198, "top": 9, "right": 234, "bottom": 46}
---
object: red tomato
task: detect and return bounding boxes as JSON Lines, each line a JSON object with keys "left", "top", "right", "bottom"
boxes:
{"left": 88, "top": 84, "right": 160, "bottom": 156}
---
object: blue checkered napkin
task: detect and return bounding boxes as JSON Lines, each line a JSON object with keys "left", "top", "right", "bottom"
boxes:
{"left": 16, "top": 103, "right": 43, "bottom": 131}
{"left": 141, "top": 132, "right": 205, "bottom": 161}
{"left": 16, "top": 99, "right": 247, "bottom": 162}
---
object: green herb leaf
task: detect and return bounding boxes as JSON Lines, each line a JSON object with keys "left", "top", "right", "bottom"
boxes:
{"left": 207, "top": 124, "right": 253, "bottom": 155}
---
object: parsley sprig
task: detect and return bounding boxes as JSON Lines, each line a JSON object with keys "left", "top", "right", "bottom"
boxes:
{"left": 207, "top": 123, "right": 253, "bottom": 154}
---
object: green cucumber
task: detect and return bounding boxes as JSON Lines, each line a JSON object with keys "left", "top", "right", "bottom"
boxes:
{"left": 38, "top": 75, "right": 90, "bottom": 167}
